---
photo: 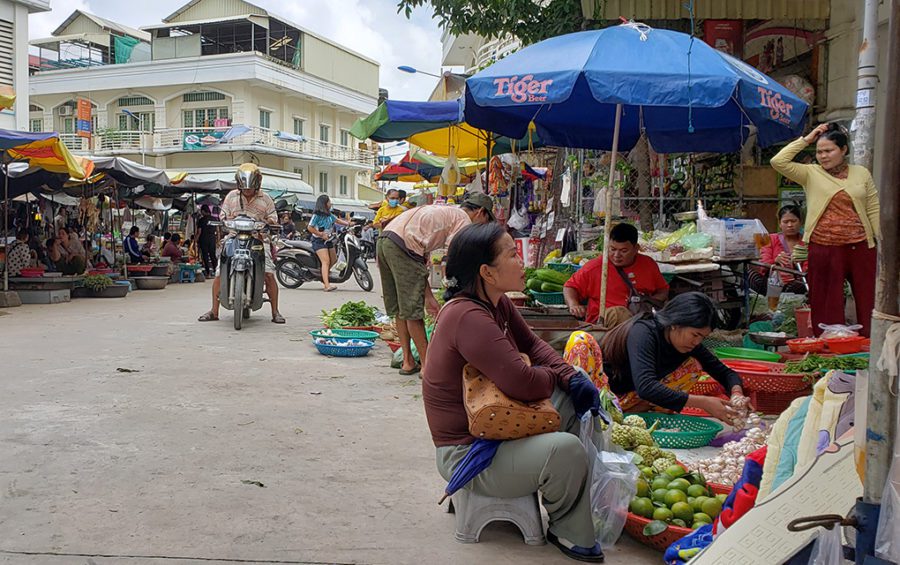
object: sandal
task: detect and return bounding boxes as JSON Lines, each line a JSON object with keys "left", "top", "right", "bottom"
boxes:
{"left": 547, "top": 532, "right": 604, "bottom": 563}
{"left": 198, "top": 311, "right": 219, "bottom": 322}
{"left": 399, "top": 365, "right": 421, "bottom": 376}
{"left": 272, "top": 313, "right": 286, "bottom": 324}
{"left": 323, "top": 286, "right": 337, "bottom": 292}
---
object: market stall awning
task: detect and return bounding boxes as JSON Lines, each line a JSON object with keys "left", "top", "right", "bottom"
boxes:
{"left": 374, "top": 162, "right": 427, "bottom": 183}
{"left": 167, "top": 170, "right": 314, "bottom": 197}
{"left": 0, "top": 129, "right": 90, "bottom": 179}
{"left": 89, "top": 156, "right": 172, "bottom": 188}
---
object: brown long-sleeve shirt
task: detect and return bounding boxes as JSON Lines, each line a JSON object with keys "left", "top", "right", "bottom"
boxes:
{"left": 422, "top": 295, "right": 578, "bottom": 447}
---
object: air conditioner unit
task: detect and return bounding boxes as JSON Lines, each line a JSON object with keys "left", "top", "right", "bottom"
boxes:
{"left": 57, "top": 106, "right": 73, "bottom": 116}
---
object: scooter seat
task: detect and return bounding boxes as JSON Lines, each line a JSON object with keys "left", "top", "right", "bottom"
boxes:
{"left": 283, "top": 240, "right": 314, "bottom": 251}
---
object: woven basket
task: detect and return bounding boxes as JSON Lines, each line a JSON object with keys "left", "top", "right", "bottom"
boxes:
{"left": 624, "top": 513, "right": 693, "bottom": 552}
{"left": 309, "top": 329, "right": 380, "bottom": 341}
{"left": 708, "top": 482, "right": 734, "bottom": 496}
{"left": 634, "top": 413, "right": 723, "bottom": 449}
{"left": 530, "top": 290, "right": 566, "bottom": 305}
{"left": 689, "top": 380, "right": 725, "bottom": 397}
{"left": 313, "top": 339, "right": 374, "bottom": 357}
{"left": 724, "top": 360, "right": 814, "bottom": 393}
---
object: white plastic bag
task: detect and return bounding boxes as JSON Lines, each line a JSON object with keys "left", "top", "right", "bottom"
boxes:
{"left": 579, "top": 413, "right": 639, "bottom": 547}
{"left": 808, "top": 526, "right": 844, "bottom": 565}
{"left": 818, "top": 324, "right": 862, "bottom": 339}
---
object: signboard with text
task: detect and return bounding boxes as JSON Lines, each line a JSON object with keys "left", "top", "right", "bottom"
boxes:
{"left": 76, "top": 98, "right": 92, "bottom": 139}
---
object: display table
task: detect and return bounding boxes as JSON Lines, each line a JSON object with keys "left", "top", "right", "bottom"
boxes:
{"left": 8, "top": 276, "right": 83, "bottom": 304}
{"left": 660, "top": 257, "right": 755, "bottom": 329}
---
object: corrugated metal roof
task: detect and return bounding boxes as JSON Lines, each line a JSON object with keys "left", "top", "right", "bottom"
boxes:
{"left": 52, "top": 10, "right": 150, "bottom": 41}
{"left": 599, "top": 0, "right": 829, "bottom": 20}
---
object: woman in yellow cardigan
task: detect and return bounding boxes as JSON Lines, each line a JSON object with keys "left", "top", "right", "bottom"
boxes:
{"left": 770, "top": 123, "right": 880, "bottom": 337}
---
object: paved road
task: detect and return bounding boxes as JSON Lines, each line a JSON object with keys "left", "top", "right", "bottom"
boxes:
{"left": 0, "top": 272, "right": 658, "bottom": 564}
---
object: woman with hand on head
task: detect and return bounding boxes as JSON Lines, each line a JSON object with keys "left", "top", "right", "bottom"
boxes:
{"left": 770, "top": 123, "right": 880, "bottom": 336}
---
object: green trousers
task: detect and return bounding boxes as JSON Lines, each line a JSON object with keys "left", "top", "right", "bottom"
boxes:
{"left": 436, "top": 387, "right": 598, "bottom": 548}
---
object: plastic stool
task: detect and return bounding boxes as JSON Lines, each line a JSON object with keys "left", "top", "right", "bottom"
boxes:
{"left": 450, "top": 489, "right": 545, "bottom": 546}
{"left": 179, "top": 267, "right": 196, "bottom": 283}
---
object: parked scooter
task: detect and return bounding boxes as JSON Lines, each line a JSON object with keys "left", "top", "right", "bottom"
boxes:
{"left": 216, "top": 214, "right": 271, "bottom": 330}
{"left": 275, "top": 224, "right": 373, "bottom": 291}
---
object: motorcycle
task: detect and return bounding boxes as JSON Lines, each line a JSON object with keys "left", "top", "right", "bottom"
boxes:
{"left": 216, "top": 214, "right": 271, "bottom": 330}
{"left": 275, "top": 224, "right": 373, "bottom": 292}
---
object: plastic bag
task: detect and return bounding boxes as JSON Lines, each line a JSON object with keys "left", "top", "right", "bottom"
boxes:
{"left": 508, "top": 205, "right": 528, "bottom": 231}
{"left": 681, "top": 232, "right": 712, "bottom": 250}
{"left": 818, "top": 324, "right": 862, "bottom": 339}
{"left": 808, "top": 526, "right": 844, "bottom": 565}
{"left": 651, "top": 223, "right": 696, "bottom": 251}
{"left": 767, "top": 268, "right": 783, "bottom": 299}
{"left": 875, "top": 454, "right": 900, "bottom": 561}
{"left": 579, "top": 413, "right": 639, "bottom": 547}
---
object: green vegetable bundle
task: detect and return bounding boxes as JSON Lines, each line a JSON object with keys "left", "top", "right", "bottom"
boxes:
{"left": 321, "top": 301, "right": 378, "bottom": 329}
{"left": 785, "top": 354, "right": 868, "bottom": 373}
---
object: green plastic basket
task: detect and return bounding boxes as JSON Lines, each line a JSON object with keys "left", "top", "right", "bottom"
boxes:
{"left": 714, "top": 347, "right": 782, "bottom": 363}
{"left": 309, "top": 329, "right": 380, "bottom": 341}
{"left": 530, "top": 290, "right": 566, "bottom": 305}
{"left": 633, "top": 413, "right": 724, "bottom": 449}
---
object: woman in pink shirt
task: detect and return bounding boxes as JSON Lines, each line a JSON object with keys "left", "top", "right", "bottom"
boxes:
{"left": 749, "top": 205, "right": 808, "bottom": 295}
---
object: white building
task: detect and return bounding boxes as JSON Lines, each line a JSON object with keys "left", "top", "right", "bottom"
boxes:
{"left": 0, "top": 0, "right": 49, "bottom": 130}
{"left": 28, "top": 0, "right": 383, "bottom": 208}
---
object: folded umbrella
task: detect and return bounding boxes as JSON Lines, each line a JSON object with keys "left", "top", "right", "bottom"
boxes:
{"left": 439, "top": 438, "right": 502, "bottom": 504}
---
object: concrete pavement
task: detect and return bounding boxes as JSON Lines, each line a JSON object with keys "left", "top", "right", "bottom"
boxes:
{"left": 0, "top": 272, "right": 659, "bottom": 564}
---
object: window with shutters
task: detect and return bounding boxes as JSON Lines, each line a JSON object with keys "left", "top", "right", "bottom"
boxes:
{"left": 293, "top": 117, "right": 305, "bottom": 137}
{"left": 182, "top": 107, "right": 229, "bottom": 128}
{"left": 118, "top": 112, "right": 154, "bottom": 132}
{"left": 339, "top": 175, "right": 348, "bottom": 196}
{"left": 319, "top": 124, "right": 330, "bottom": 143}
{"left": 29, "top": 119, "right": 42, "bottom": 132}
{"left": 183, "top": 91, "right": 226, "bottom": 103}
{"left": 340, "top": 129, "right": 351, "bottom": 147}
{"left": 259, "top": 109, "right": 271, "bottom": 129}
{"left": 0, "top": 19, "right": 13, "bottom": 87}
{"left": 117, "top": 96, "right": 153, "bottom": 107}
{"left": 319, "top": 171, "right": 329, "bottom": 193}
{"left": 292, "top": 167, "right": 304, "bottom": 179}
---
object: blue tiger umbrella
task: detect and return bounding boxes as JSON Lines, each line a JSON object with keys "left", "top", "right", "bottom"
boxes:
{"left": 438, "top": 438, "right": 502, "bottom": 504}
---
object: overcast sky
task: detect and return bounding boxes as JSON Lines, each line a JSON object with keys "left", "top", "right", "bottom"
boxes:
{"left": 29, "top": 0, "right": 446, "bottom": 103}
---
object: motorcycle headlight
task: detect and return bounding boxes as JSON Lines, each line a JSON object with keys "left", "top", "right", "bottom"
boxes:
{"left": 226, "top": 219, "right": 256, "bottom": 231}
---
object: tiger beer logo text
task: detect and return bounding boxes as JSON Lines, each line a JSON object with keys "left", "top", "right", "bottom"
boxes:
{"left": 493, "top": 75, "right": 554, "bottom": 103}
{"left": 757, "top": 87, "right": 794, "bottom": 124}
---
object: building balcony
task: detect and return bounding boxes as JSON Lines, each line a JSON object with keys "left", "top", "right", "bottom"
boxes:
{"left": 66, "top": 127, "right": 376, "bottom": 168}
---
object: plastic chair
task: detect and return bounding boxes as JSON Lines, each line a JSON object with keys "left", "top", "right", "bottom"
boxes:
{"left": 449, "top": 489, "right": 545, "bottom": 545}
{"left": 179, "top": 266, "right": 196, "bottom": 283}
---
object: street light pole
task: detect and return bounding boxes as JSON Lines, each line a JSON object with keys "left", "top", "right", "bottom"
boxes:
{"left": 139, "top": 113, "right": 145, "bottom": 166}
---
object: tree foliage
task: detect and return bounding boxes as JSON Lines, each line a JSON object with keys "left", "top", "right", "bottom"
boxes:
{"left": 397, "top": 0, "right": 603, "bottom": 46}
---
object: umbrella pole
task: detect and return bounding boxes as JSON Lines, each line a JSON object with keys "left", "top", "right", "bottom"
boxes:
{"left": 3, "top": 160, "right": 8, "bottom": 294}
{"left": 599, "top": 104, "right": 623, "bottom": 325}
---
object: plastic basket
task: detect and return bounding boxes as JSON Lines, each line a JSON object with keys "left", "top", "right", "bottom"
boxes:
{"left": 714, "top": 347, "right": 782, "bottom": 363}
{"left": 787, "top": 338, "right": 825, "bottom": 354}
{"left": 748, "top": 388, "right": 810, "bottom": 415}
{"left": 624, "top": 512, "right": 693, "bottom": 552}
{"left": 546, "top": 262, "right": 581, "bottom": 275}
{"left": 689, "top": 379, "right": 725, "bottom": 397}
{"left": 633, "top": 413, "right": 724, "bottom": 449}
{"left": 824, "top": 336, "right": 868, "bottom": 354}
{"left": 723, "top": 360, "right": 814, "bottom": 393}
{"left": 708, "top": 482, "right": 734, "bottom": 496}
{"left": 385, "top": 340, "right": 402, "bottom": 353}
{"left": 313, "top": 339, "right": 374, "bottom": 357}
{"left": 309, "top": 329, "right": 380, "bottom": 341}
{"left": 530, "top": 290, "right": 565, "bottom": 305}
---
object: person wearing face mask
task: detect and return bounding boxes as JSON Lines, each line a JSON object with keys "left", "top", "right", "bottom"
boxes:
{"left": 563, "top": 223, "right": 669, "bottom": 328}
{"left": 373, "top": 188, "right": 406, "bottom": 229}
{"left": 600, "top": 292, "right": 747, "bottom": 425}
{"left": 770, "top": 123, "right": 881, "bottom": 336}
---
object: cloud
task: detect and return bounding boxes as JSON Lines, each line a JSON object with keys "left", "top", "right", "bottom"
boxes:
{"left": 28, "top": 0, "right": 445, "bottom": 101}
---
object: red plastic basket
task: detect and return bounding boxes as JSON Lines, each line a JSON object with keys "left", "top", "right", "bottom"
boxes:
{"left": 624, "top": 512, "right": 693, "bottom": 552}
{"left": 724, "top": 360, "right": 815, "bottom": 393}
{"left": 19, "top": 268, "right": 45, "bottom": 277}
{"left": 787, "top": 337, "right": 825, "bottom": 354}
{"left": 385, "top": 340, "right": 402, "bottom": 353}
{"left": 690, "top": 379, "right": 725, "bottom": 396}
{"left": 708, "top": 482, "right": 734, "bottom": 496}
{"left": 824, "top": 336, "right": 867, "bottom": 355}
{"left": 748, "top": 387, "right": 810, "bottom": 415}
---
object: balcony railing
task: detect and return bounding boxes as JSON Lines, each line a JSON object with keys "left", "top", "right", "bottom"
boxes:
{"left": 68, "top": 127, "right": 375, "bottom": 166}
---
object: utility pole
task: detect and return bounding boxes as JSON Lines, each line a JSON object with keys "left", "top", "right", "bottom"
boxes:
{"left": 850, "top": 0, "right": 879, "bottom": 169}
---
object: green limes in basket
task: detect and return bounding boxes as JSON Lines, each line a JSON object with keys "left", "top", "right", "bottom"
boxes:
{"left": 671, "top": 501, "right": 694, "bottom": 524}
{"left": 666, "top": 465, "right": 687, "bottom": 478}
{"left": 630, "top": 497, "right": 654, "bottom": 519}
{"left": 691, "top": 496, "right": 710, "bottom": 513}
{"left": 641, "top": 467, "right": 655, "bottom": 479}
{"left": 653, "top": 507, "right": 674, "bottom": 522}
{"left": 651, "top": 477, "right": 670, "bottom": 491}
{"left": 664, "top": 489, "right": 688, "bottom": 507}
{"left": 701, "top": 498, "right": 723, "bottom": 519}
{"left": 652, "top": 488, "right": 669, "bottom": 504}
{"left": 636, "top": 479, "right": 650, "bottom": 498}
{"left": 672, "top": 519, "right": 688, "bottom": 528}
{"left": 687, "top": 484, "right": 709, "bottom": 498}
{"left": 668, "top": 478, "right": 691, "bottom": 493}
{"left": 694, "top": 513, "right": 713, "bottom": 525}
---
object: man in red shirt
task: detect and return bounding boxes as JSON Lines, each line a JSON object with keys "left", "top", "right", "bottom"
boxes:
{"left": 563, "top": 223, "right": 669, "bottom": 327}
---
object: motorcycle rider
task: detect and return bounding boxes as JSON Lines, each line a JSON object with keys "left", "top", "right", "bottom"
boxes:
{"left": 197, "top": 163, "right": 286, "bottom": 324}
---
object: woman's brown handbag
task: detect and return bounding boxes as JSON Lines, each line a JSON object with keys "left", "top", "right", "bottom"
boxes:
{"left": 463, "top": 354, "right": 561, "bottom": 440}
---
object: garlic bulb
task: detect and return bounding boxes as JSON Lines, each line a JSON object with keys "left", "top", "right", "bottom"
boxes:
{"left": 693, "top": 425, "right": 770, "bottom": 485}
